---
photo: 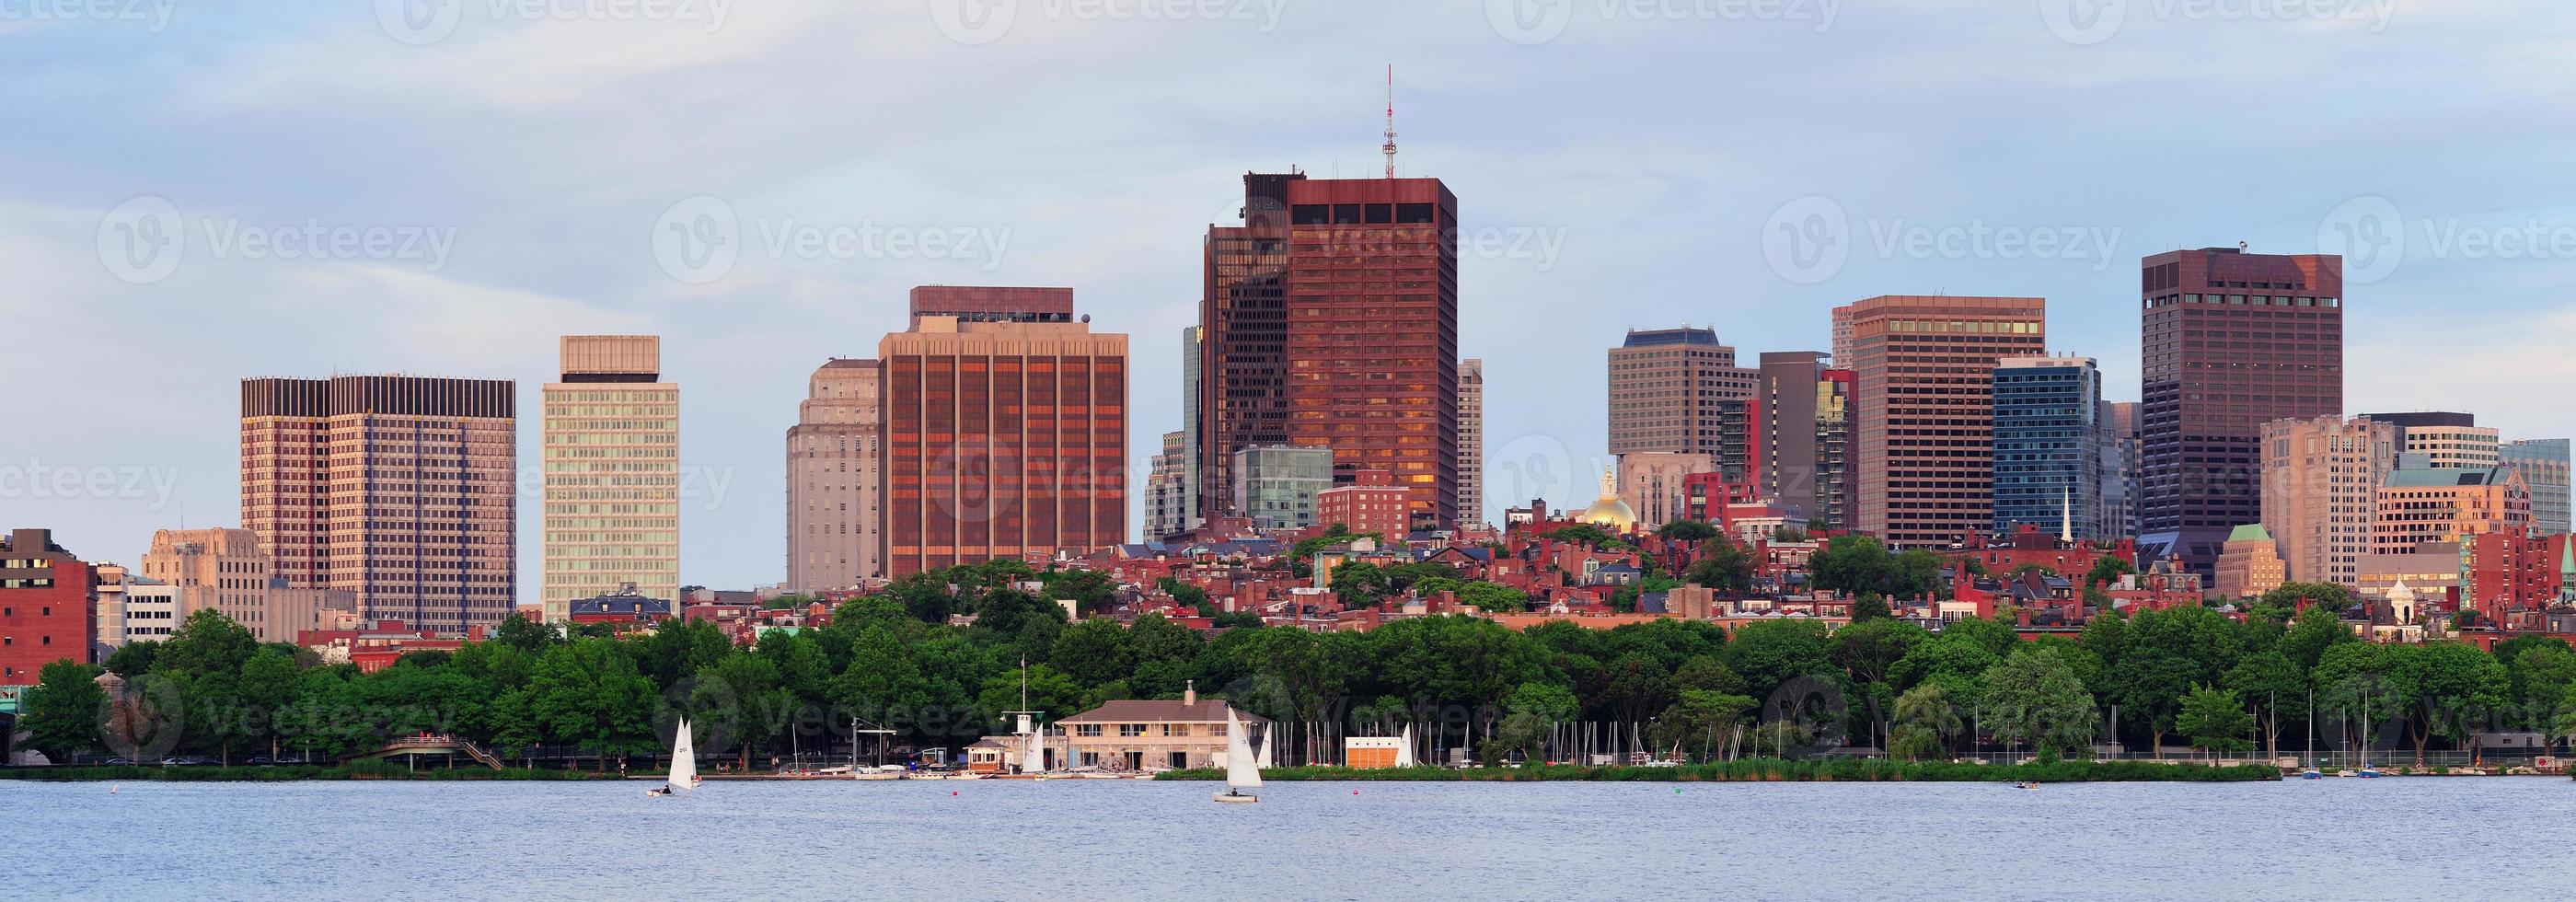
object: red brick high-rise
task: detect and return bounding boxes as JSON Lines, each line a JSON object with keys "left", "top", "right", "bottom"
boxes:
{"left": 0, "top": 528, "right": 98, "bottom": 685}
{"left": 881, "top": 287, "right": 1126, "bottom": 575}
{"left": 2139, "top": 249, "right": 2343, "bottom": 575}
{"left": 1845, "top": 295, "right": 2048, "bottom": 548}
{"left": 1201, "top": 172, "right": 1459, "bottom": 526}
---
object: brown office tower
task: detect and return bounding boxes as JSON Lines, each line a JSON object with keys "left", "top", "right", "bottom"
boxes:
{"left": 1844, "top": 295, "right": 2047, "bottom": 548}
{"left": 2140, "top": 248, "right": 2343, "bottom": 574}
{"left": 881, "top": 287, "right": 1126, "bottom": 576}
{"left": 1608, "top": 328, "right": 1759, "bottom": 457}
{"left": 1201, "top": 172, "right": 1459, "bottom": 526}
{"left": 787, "top": 358, "right": 883, "bottom": 592}
{"left": 241, "top": 376, "right": 516, "bottom": 632}
{"left": 1759, "top": 351, "right": 1828, "bottom": 517}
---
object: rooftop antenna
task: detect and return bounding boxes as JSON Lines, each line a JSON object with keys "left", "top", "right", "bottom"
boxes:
{"left": 1381, "top": 64, "right": 1398, "bottom": 179}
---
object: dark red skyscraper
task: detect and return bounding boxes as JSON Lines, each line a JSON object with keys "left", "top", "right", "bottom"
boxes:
{"left": 2139, "top": 248, "right": 2344, "bottom": 574}
{"left": 1201, "top": 172, "right": 1459, "bottom": 526}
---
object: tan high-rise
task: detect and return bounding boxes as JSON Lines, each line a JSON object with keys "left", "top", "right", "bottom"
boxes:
{"left": 541, "top": 336, "right": 680, "bottom": 619}
{"left": 787, "top": 358, "right": 884, "bottom": 592}
{"left": 141, "top": 527, "right": 345, "bottom": 642}
{"left": 241, "top": 375, "right": 516, "bottom": 633}
{"left": 1844, "top": 295, "right": 2048, "bottom": 547}
{"left": 882, "top": 287, "right": 1126, "bottom": 576}
{"left": 2261, "top": 416, "right": 2396, "bottom": 585}
{"left": 1608, "top": 328, "right": 1758, "bottom": 457}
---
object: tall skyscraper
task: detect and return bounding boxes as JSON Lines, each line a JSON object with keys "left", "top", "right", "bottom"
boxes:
{"left": 1758, "top": 351, "right": 1826, "bottom": 516}
{"left": 786, "top": 358, "right": 883, "bottom": 593}
{"left": 1830, "top": 305, "right": 1855, "bottom": 367}
{"left": 2359, "top": 411, "right": 2499, "bottom": 468}
{"left": 1179, "top": 325, "right": 1204, "bottom": 535}
{"left": 542, "top": 336, "right": 679, "bottom": 619}
{"left": 882, "top": 286, "right": 1126, "bottom": 576}
{"left": 2102, "top": 401, "right": 2140, "bottom": 539}
{"left": 1813, "top": 369, "right": 1854, "bottom": 531}
{"left": 1991, "top": 355, "right": 2104, "bottom": 540}
{"left": 2140, "top": 248, "right": 2343, "bottom": 575}
{"left": 2504, "top": 438, "right": 2571, "bottom": 537}
{"left": 1607, "top": 328, "right": 1758, "bottom": 457}
{"left": 1459, "top": 357, "right": 1484, "bottom": 526}
{"left": 1144, "top": 430, "right": 1192, "bottom": 540}
{"left": 1200, "top": 172, "right": 1459, "bottom": 526}
{"left": 1844, "top": 295, "right": 2048, "bottom": 547}
{"left": 2260, "top": 415, "right": 2394, "bottom": 585}
{"left": 241, "top": 375, "right": 516, "bottom": 632}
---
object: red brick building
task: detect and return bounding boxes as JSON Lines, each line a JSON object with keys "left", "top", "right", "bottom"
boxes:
{"left": 880, "top": 287, "right": 1127, "bottom": 575}
{"left": 1316, "top": 469, "right": 1412, "bottom": 542}
{"left": 2462, "top": 526, "right": 2572, "bottom": 630}
{"left": 1201, "top": 172, "right": 1460, "bottom": 526}
{"left": 0, "top": 528, "right": 96, "bottom": 685}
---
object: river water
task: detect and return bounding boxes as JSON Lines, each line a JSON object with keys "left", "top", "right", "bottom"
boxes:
{"left": 12, "top": 778, "right": 2569, "bottom": 899}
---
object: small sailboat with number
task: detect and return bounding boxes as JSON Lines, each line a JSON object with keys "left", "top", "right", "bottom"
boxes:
{"left": 1214, "top": 710, "right": 1262, "bottom": 804}
{"left": 648, "top": 716, "right": 704, "bottom": 798}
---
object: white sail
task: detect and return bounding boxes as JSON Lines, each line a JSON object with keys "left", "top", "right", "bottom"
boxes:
{"left": 669, "top": 716, "right": 698, "bottom": 792}
{"left": 1394, "top": 724, "right": 1416, "bottom": 768}
{"left": 1225, "top": 710, "right": 1262, "bottom": 791}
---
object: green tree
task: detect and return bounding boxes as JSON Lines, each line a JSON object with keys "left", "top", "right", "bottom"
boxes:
{"left": 523, "top": 638, "right": 660, "bottom": 768}
{"left": 2386, "top": 642, "right": 2510, "bottom": 767}
{"left": 1720, "top": 619, "right": 1833, "bottom": 701}
{"left": 102, "top": 641, "right": 158, "bottom": 678}
{"left": 2175, "top": 684, "right": 2256, "bottom": 757}
{"left": 1981, "top": 648, "right": 2097, "bottom": 760}
{"left": 691, "top": 652, "right": 785, "bottom": 769}
{"left": 1048, "top": 619, "right": 1138, "bottom": 688}
{"left": 1455, "top": 581, "right": 1531, "bottom": 614}
{"left": 1889, "top": 683, "right": 1965, "bottom": 760}
{"left": 1329, "top": 561, "right": 1389, "bottom": 606}
{"left": 1041, "top": 568, "right": 1118, "bottom": 618}
{"left": 22, "top": 660, "right": 108, "bottom": 762}
{"left": 1650, "top": 689, "right": 1756, "bottom": 761}
{"left": 1848, "top": 593, "right": 1891, "bottom": 622}
{"left": 2222, "top": 651, "right": 2307, "bottom": 759}
{"left": 1685, "top": 536, "right": 1754, "bottom": 593}
{"left": 1656, "top": 520, "right": 1719, "bottom": 542}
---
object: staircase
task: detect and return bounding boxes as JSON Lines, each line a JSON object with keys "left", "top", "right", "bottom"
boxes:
{"left": 456, "top": 739, "right": 504, "bottom": 770}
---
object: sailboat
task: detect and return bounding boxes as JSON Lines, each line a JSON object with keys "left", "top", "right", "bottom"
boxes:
{"left": 649, "top": 716, "right": 702, "bottom": 798}
{"left": 1214, "top": 710, "right": 1261, "bottom": 804}
{"left": 1393, "top": 724, "right": 1416, "bottom": 769}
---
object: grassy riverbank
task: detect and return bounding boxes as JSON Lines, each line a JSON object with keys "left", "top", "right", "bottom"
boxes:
{"left": 0, "top": 761, "right": 599, "bottom": 782}
{"left": 1154, "top": 759, "right": 2281, "bottom": 783}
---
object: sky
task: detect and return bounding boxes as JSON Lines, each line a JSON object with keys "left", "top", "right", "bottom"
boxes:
{"left": 5, "top": 0, "right": 2574, "bottom": 595}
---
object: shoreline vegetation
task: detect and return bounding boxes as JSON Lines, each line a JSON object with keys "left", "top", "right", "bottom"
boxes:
{"left": 1153, "top": 760, "right": 2285, "bottom": 782}
{"left": 0, "top": 762, "right": 597, "bottom": 782}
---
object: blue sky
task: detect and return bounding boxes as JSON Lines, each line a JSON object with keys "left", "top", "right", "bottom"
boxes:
{"left": 5, "top": 1, "right": 2573, "bottom": 594}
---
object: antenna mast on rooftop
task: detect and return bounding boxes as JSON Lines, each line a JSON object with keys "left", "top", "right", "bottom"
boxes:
{"left": 1381, "top": 65, "right": 1398, "bottom": 179}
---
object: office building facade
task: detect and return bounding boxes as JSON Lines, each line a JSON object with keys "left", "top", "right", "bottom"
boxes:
{"left": 542, "top": 336, "right": 679, "bottom": 618}
{"left": 1459, "top": 357, "right": 1484, "bottom": 526}
{"left": 241, "top": 375, "right": 516, "bottom": 632}
{"left": 1991, "top": 355, "right": 2104, "bottom": 540}
{"left": 2260, "top": 415, "right": 2395, "bottom": 586}
{"left": 2140, "top": 248, "right": 2343, "bottom": 575}
{"left": 1231, "top": 444, "right": 1334, "bottom": 530}
{"left": 1607, "top": 327, "right": 1759, "bottom": 457}
{"left": 881, "top": 287, "right": 1126, "bottom": 575}
{"left": 1845, "top": 295, "right": 2048, "bottom": 547}
{"left": 786, "top": 358, "right": 884, "bottom": 593}
{"left": 2504, "top": 438, "right": 2572, "bottom": 537}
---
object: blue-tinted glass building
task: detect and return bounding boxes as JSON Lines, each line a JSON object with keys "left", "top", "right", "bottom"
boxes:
{"left": 1993, "top": 355, "right": 2103, "bottom": 540}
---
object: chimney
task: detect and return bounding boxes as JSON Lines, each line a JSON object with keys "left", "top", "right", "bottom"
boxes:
{"left": 1184, "top": 680, "right": 1196, "bottom": 707}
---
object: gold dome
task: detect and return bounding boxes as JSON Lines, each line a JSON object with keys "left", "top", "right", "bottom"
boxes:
{"left": 1580, "top": 466, "right": 1636, "bottom": 532}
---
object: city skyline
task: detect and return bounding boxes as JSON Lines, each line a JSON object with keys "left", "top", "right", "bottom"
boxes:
{"left": 11, "top": 5, "right": 2576, "bottom": 595}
